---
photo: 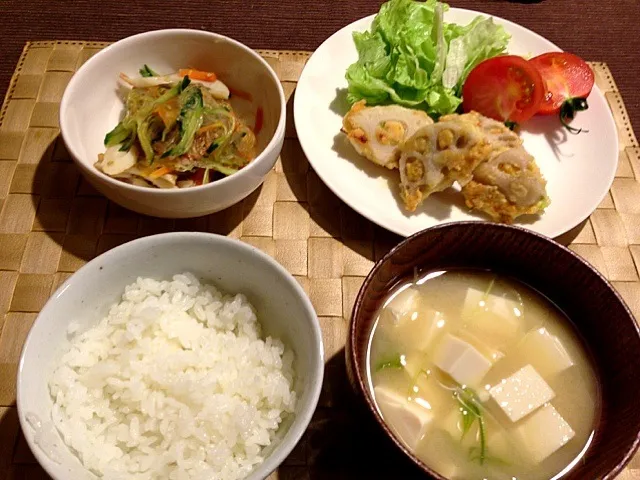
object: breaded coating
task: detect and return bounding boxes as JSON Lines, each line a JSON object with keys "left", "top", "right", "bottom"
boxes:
{"left": 342, "top": 100, "right": 433, "bottom": 169}
{"left": 397, "top": 111, "right": 528, "bottom": 212}
{"left": 340, "top": 104, "right": 550, "bottom": 223}
{"left": 440, "top": 111, "right": 522, "bottom": 150}
{"left": 461, "top": 147, "right": 550, "bottom": 223}
{"left": 398, "top": 120, "right": 490, "bottom": 211}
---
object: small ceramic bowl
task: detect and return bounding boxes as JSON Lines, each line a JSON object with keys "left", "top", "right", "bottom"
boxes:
{"left": 60, "top": 29, "right": 285, "bottom": 218}
{"left": 347, "top": 222, "right": 640, "bottom": 480}
{"left": 17, "top": 232, "right": 324, "bottom": 480}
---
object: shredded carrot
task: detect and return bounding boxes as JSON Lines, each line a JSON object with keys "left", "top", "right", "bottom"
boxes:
{"left": 178, "top": 69, "right": 217, "bottom": 82}
{"left": 254, "top": 107, "right": 264, "bottom": 135}
{"left": 197, "top": 122, "right": 225, "bottom": 135}
{"left": 154, "top": 102, "right": 179, "bottom": 127}
{"left": 228, "top": 87, "right": 253, "bottom": 102}
{"left": 148, "top": 166, "right": 173, "bottom": 179}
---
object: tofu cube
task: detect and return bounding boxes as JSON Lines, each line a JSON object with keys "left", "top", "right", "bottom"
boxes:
{"left": 403, "top": 351, "right": 427, "bottom": 379}
{"left": 393, "top": 308, "right": 446, "bottom": 358}
{"left": 456, "top": 330, "right": 505, "bottom": 363}
{"left": 412, "top": 309, "right": 445, "bottom": 351}
{"left": 461, "top": 287, "right": 522, "bottom": 349}
{"left": 433, "top": 334, "right": 493, "bottom": 387}
{"left": 477, "top": 386, "right": 491, "bottom": 403}
{"left": 518, "top": 328, "right": 574, "bottom": 377}
{"left": 374, "top": 385, "right": 433, "bottom": 450}
{"left": 485, "top": 428, "right": 514, "bottom": 462}
{"left": 434, "top": 464, "right": 459, "bottom": 480}
{"left": 513, "top": 403, "right": 575, "bottom": 464}
{"left": 422, "top": 430, "right": 463, "bottom": 480}
{"left": 381, "top": 286, "right": 420, "bottom": 325}
{"left": 489, "top": 364, "right": 555, "bottom": 422}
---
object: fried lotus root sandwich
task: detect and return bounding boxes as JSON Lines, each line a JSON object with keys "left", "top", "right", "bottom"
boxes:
{"left": 342, "top": 100, "right": 433, "bottom": 169}
{"left": 398, "top": 111, "right": 529, "bottom": 212}
{"left": 398, "top": 119, "right": 491, "bottom": 211}
{"left": 441, "top": 111, "right": 522, "bottom": 150}
{"left": 462, "top": 146, "right": 550, "bottom": 223}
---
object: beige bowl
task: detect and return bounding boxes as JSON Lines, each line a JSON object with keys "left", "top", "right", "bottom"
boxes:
{"left": 59, "top": 29, "right": 285, "bottom": 218}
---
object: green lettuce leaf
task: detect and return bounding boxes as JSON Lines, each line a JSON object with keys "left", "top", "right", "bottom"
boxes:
{"left": 345, "top": 0, "right": 510, "bottom": 117}
{"left": 442, "top": 16, "right": 512, "bottom": 92}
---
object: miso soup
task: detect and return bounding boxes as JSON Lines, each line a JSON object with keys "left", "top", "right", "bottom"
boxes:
{"left": 368, "top": 270, "right": 600, "bottom": 480}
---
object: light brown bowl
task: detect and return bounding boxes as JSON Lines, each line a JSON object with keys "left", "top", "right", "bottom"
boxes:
{"left": 347, "top": 222, "right": 640, "bottom": 480}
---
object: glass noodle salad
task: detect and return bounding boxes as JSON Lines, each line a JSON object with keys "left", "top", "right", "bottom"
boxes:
{"left": 96, "top": 65, "right": 258, "bottom": 188}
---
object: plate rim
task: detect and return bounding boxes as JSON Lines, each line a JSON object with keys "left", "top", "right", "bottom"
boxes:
{"left": 294, "top": 8, "right": 619, "bottom": 239}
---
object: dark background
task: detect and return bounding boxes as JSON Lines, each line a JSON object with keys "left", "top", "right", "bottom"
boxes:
{"left": 1, "top": 0, "right": 639, "bottom": 133}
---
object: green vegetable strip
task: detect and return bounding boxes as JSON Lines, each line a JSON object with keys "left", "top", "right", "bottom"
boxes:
{"left": 104, "top": 123, "right": 133, "bottom": 149}
{"left": 477, "top": 414, "right": 487, "bottom": 465}
{"left": 206, "top": 127, "right": 231, "bottom": 154}
{"left": 460, "top": 406, "right": 475, "bottom": 438}
{"left": 120, "top": 128, "right": 137, "bottom": 152}
{"left": 375, "top": 354, "right": 404, "bottom": 372}
{"left": 482, "top": 276, "right": 496, "bottom": 301}
{"left": 104, "top": 76, "right": 190, "bottom": 149}
{"left": 137, "top": 116, "right": 156, "bottom": 164}
{"left": 103, "top": 73, "right": 256, "bottom": 180}
{"left": 163, "top": 86, "right": 205, "bottom": 158}
{"left": 139, "top": 64, "right": 159, "bottom": 77}
{"left": 205, "top": 111, "right": 236, "bottom": 156}
{"left": 203, "top": 107, "right": 234, "bottom": 118}
{"left": 206, "top": 160, "right": 238, "bottom": 176}
{"left": 454, "top": 386, "right": 488, "bottom": 464}
{"left": 206, "top": 142, "right": 219, "bottom": 155}
{"left": 139, "top": 76, "right": 190, "bottom": 120}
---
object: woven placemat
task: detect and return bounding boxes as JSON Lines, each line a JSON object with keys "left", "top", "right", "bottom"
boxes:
{"left": 0, "top": 41, "right": 638, "bottom": 480}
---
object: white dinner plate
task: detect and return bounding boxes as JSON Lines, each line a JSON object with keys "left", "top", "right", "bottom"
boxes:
{"left": 294, "top": 8, "right": 618, "bottom": 238}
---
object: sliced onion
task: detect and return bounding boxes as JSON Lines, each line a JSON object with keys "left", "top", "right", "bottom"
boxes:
{"left": 118, "top": 73, "right": 230, "bottom": 99}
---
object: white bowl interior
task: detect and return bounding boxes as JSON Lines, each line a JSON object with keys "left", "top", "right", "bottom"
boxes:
{"left": 61, "top": 30, "right": 282, "bottom": 173}
{"left": 17, "top": 233, "right": 323, "bottom": 480}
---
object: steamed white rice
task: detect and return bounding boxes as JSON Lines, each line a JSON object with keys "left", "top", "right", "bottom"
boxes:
{"left": 48, "top": 273, "right": 296, "bottom": 480}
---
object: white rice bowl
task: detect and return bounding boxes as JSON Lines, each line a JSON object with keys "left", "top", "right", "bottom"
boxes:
{"left": 46, "top": 272, "right": 296, "bottom": 480}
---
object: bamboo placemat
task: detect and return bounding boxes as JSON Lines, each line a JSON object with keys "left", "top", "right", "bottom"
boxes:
{"left": 0, "top": 41, "right": 638, "bottom": 480}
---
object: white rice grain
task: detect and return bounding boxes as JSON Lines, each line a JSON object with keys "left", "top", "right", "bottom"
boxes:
{"left": 48, "top": 273, "right": 296, "bottom": 480}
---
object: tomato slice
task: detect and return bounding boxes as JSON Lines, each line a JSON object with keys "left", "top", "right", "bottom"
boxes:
{"left": 529, "top": 52, "right": 594, "bottom": 115}
{"left": 462, "top": 55, "right": 545, "bottom": 124}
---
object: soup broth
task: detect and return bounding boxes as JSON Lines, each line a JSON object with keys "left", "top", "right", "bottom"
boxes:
{"left": 368, "top": 270, "right": 600, "bottom": 480}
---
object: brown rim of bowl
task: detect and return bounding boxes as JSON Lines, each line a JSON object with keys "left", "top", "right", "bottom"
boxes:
{"left": 348, "top": 221, "right": 640, "bottom": 480}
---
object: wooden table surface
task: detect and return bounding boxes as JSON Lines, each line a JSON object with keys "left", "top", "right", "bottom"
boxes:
{"left": 1, "top": 0, "right": 639, "bottom": 134}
